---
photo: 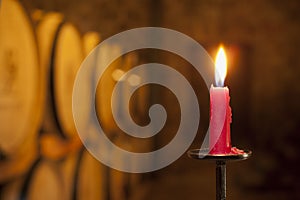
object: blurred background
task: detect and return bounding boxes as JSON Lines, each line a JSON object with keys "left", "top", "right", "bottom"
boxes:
{"left": 1, "top": 0, "right": 300, "bottom": 199}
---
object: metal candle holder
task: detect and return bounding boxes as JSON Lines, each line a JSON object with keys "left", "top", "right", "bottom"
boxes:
{"left": 187, "top": 149, "right": 252, "bottom": 200}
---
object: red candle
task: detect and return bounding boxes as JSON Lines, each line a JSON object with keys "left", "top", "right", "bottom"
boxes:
{"left": 209, "top": 46, "right": 232, "bottom": 154}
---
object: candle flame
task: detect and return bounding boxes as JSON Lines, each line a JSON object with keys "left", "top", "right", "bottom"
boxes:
{"left": 215, "top": 45, "right": 227, "bottom": 87}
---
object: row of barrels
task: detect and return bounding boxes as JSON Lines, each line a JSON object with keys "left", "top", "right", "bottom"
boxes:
{"left": 0, "top": 0, "right": 147, "bottom": 199}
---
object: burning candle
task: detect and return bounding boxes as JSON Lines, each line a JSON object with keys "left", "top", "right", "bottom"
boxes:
{"left": 209, "top": 45, "right": 232, "bottom": 154}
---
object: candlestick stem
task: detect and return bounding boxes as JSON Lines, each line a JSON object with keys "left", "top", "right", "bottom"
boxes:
{"left": 187, "top": 149, "right": 251, "bottom": 200}
{"left": 216, "top": 161, "right": 226, "bottom": 200}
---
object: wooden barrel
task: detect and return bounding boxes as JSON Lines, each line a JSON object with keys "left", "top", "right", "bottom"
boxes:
{"left": 35, "top": 12, "right": 64, "bottom": 134}
{"left": 109, "top": 168, "right": 128, "bottom": 200}
{"left": 0, "top": 0, "right": 41, "bottom": 182}
{"left": 74, "top": 149, "right": 108, "bottom": 200}
{"left": 51, "top": 22, "right": 87, "bottom": 138}
{"left": 83, "top": 31, "right": 101, "bottom": 56}
{"left": 23, "top": 160, "right": 65, "bottom": 200}
{"left": 60, "top": 150, "right": 80, "bottom": 200}
{"left": 0, "top": 160, "right": 64, "bottom": 200}
{"left": 96, "top": 44, "right": 123, "bottom": 135}
{"left": 35, "top": 11, "right": 84, "bottom": 161}
{"left": 36, "top": 18, "right": 106, "bottom": 200}
{"left": 36, "top": 18, "right": 88, "bottom": 152}
{"left": 82, "top": 31, "right": 101, "bottom": 133}
{"left": 58, "top": 148, "right": 109, "bottom": 200}
{"left": 108, "top": 136, "right": 132, "bottom": 200}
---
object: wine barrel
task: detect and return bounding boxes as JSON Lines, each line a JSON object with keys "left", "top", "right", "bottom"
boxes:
{"left": 35, "top": 12, "right": 85, "bottom": 165}
{"left": 23, "top": 160, "right": 65, "bottom": 200}
{"left": 35, "top": 12, "right": 64, "bottom": 134}
{"left": 58, "top": 151, "right": 78, "bottom": 200}
{"left": 83, "top": 31, "right": 101, "bottom": 56}
{"left": 0, "top": 160, "right": 64, "bottom": 200}
{"left": 51, "top": 22, "right": 88, "bottom": 138}
{"left": 108, "top": 136, "right": 132, "bottom": 200}
{"left": 37, "top": 18, "right": 99, "bottom": 200}
{"left": 96, "top": 44, "right": 123, "bottom": 135}
{"left": 75, "top": 149, "right": 107, "bottom": 200}
{"left": 82, "top": 34, "right": 130, "bottom": 200}
{"left": 109, "top": 168, "right": 128, "bottom": 200}
{"left": 0, "top": 0, "right": 41, "bottom": 182}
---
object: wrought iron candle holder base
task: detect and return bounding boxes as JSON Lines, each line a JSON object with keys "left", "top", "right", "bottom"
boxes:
{"left": 187, "top": 149, "right": 252, "bottom": 200}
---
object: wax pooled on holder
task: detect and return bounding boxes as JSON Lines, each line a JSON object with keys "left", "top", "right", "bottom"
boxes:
{"left": 230, "top": 147, "right": 245, "bottom": 154}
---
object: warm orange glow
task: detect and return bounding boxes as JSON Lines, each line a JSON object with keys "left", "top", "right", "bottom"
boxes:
{"left": 215, "top": 45, "right": 227, "bottom": 87}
